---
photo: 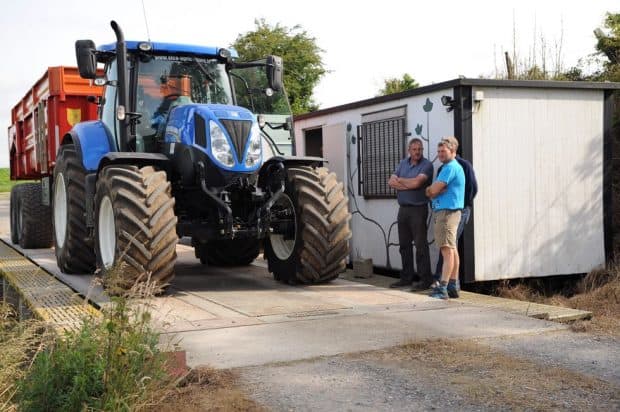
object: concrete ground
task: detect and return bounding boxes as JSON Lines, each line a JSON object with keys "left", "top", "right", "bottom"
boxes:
{"left": 0, "top": 195, "right": 564, "bottom": 369}
{"left": 2, "top": 238, "right": 566, "bottom": 368}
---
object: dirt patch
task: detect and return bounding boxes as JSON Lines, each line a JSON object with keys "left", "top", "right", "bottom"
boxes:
{"left": 496, "top": 266, "right": 620, "bottom": 335}
{"left": 236, "top": 337, "right": 618, "bottom": 411}
{"left": 158, "top": 367, "right": 264, "bottom": 412}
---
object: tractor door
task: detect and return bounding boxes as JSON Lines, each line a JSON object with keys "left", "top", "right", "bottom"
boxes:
{"left": 100, "top": 59, "right": 121, "bottom": 150}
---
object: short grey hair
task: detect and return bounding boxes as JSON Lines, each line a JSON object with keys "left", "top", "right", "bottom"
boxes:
{"left": 408, "top": 137, "right": 423, "bottom": 148}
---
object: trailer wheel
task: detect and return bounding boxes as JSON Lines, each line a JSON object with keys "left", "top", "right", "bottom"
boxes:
{"left": 10, "top": 185, "right": 22, "bottom": 244}
{"left": 14, "top": 183, "right": 54, "bottom": 249}
{"left": 53, "top": 145, "right": 95, "bottom": 273}
{"left": 264, "top": 166, "right": 351, "bottom": 284}
{"left": 94, "top": 165, "right": 178, "bottom": 292}
{"left": 195, "top": 239, "right": 260, "bottom": 266}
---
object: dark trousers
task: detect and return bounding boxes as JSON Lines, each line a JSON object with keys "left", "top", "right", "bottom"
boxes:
{"left": 398, "top": 205, "right": 431, "bottom": 284}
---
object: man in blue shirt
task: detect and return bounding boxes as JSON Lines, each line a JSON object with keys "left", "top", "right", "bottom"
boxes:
{"left": 425, "top": 137, "right": 465, "bottom": 299}
{"left": 433, "top": 137, "right": 478, "bottom": 298}
{"left": 388, "top": 138, "right": 434, "bottom": 288}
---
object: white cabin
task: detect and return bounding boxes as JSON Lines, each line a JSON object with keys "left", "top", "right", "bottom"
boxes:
{"left": 293, "top": 79, "right": 620, "bottom": 283}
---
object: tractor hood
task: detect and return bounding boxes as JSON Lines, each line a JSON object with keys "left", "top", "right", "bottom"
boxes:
{"left": 164, "top": 103, "right": 262, "bottom": 172}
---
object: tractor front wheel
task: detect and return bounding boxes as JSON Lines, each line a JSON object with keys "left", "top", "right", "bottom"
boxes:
{"left": 264, "top": 166, "right": 351, "bottom": 284}
{"left": 94, "top": 165, "right": 178, "bottom": 292}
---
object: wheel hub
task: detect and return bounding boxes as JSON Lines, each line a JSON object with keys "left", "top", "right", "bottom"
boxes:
{"left": 53, "top": 173, "right": 67, "bottom": 248}
{"left": 268, "top": 194, "right": 296, "bottom": 260}
{"left": 98, "top": 195, "right": 116, "bottom": 269}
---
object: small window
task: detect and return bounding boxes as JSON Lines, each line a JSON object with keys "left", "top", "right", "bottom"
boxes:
{"left": 358, "top": 114, "right": 407, "bottom": 198}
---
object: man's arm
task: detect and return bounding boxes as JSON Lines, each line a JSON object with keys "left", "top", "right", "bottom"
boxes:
{"left": 425, "top": 181, "right": 446, "bottom": 199}
{"left": 397, "top": 174, "right": 429, "bottom": 189}
{"left": 388, "top": 174, "right": 408, "bottom": 190}
{"left": 426, "top": 163, "right": 453, "bottom": 199}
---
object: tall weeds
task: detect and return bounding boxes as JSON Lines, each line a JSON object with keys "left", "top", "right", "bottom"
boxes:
{"left": 1, "top": 266, "right": 178, "bottom": 411}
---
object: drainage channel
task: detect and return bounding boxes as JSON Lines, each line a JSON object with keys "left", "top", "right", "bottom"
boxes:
{"left": 0, "top": 240, "right": 100, "bottom": 333}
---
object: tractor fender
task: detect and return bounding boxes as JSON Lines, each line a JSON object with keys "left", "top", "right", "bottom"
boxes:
{"left": 96, "top": 152, "right": 170, "bottom": 175}
{"left": 258, "top": 155, "right": 325, "bottom": 188}
{"left": 61, "top": 121, "right": 117, "bottom": 172}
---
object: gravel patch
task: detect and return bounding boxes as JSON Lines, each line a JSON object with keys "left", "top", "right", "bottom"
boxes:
{"left": 480, "top": 330, "right": 620, "bottom": 385}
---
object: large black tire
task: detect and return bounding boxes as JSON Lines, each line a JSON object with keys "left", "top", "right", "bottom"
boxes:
{"left": 194, "top": 239, "right": 260, "bottom": 266}
{"left": 9, "top": 185, "right": 21, "bottom": 244}
{"left": 53, "top": 145, "right": 96, "bottom": 273}
{"left": 17, "top": 183, "right": 54, "bottom": 248}
{"left": 94, "top": 165, "right": 178, "bottom": 291}
{"left": 264, "top": 166, "right": 351, "bottom": 284}
{"left": 10, "top": 183, "right": 53, "bottom": 248}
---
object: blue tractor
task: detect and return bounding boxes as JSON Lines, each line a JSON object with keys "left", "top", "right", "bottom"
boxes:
{"left": 53, "top": 21, "right": 351, "bottom": 290}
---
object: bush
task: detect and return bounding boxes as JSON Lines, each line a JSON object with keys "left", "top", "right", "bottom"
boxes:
{"left": 17, "top": 286, "right": 174, "bottom": 411}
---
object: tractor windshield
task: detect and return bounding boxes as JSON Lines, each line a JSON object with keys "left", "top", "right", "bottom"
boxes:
{"left": 231, "top": 61, "right": 294, "bottom": 155}
{"left": 135, "top": 55, "right": 233, "bottom": 141}
{"left": 230, "top": 62, "right": 290, "bottom": 116}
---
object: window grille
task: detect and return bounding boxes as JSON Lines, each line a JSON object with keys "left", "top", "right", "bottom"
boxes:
{"left": 357, "top": 117, "right": 407, "bottom": 198}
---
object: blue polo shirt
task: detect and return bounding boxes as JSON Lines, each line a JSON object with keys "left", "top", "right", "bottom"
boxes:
{"left": 393, "top": 156, "right": 433, "bottom": 206}
{"left": 432, "top": 158, "right": 465, "bottom": 211}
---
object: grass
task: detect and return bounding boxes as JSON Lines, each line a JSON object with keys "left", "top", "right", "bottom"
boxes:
{"left": 0, "top": 303, "right": 53, "bottom": 412}
{"left": 0, "top": 168, "right": 34, "bottom": 193}
{"left": 496, "top": 264, "right": 620, "bottom": 335}
{"left": 0, "top": 268, "right": 182, "bottom": 411}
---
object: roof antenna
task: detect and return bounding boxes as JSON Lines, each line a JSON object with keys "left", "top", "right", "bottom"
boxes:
{"left": 140, "top": 0, "right": 152, "bottom": 41}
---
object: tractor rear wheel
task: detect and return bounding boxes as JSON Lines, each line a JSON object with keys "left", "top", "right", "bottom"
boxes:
{"left": 53, "top": 145, "right": 95, "bottom": 273}
{"left": 264, "top": 166, "right": 351, "bottom": 284}
{"left": 94, "top": 165, "right": 178, "bottom": 292}
{"left": 10, "top": 183, "right": 53, "bottom": 248}
{"left": 10, "top": 185, "right": 22, "bottom": 244}
{"left": 194, "top": 239, "right": 260, "bottom": 266}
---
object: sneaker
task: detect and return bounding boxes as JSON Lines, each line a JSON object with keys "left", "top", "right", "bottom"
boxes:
{"left": 429, "top": 284, "right": 449, "bottom": 300}
{"left": 410, "top": 280, "right": 432, "bottom": 291}
{"left": 447, "top": 282, "right": 460, "bottom": 299}
{"left": 389, "top": 279, "right": 411, "bottom": 288}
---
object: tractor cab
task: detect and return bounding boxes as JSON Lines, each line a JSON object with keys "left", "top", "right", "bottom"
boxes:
{"left": 76, "top": 36, "right": 292, "bottom": 157}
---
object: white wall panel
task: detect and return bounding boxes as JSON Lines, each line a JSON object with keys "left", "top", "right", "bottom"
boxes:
{"left": 472, "top": 87, "right": 605, "bottom": 280}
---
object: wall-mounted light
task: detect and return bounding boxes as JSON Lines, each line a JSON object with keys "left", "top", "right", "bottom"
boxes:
{"left": 440, "top": 95, "right": 457, "bottom": 112}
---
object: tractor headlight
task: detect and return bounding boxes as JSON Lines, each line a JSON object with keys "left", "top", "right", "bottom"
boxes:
{"left": 209, "top": 121, "right": 234, "bottom": 167}
{"left": 245, "top": 123, "right": 262, "bottom": 167}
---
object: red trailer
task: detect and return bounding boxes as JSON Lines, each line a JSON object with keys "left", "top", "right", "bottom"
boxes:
{"left": 8, "top": 67, "right": 102, "bottom": 248}
{"left": 8, "top": 66, "right": 102, "bottom": 179}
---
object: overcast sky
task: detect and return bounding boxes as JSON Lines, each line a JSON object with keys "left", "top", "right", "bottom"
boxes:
{"left": 1, "top": 0, "right": 617, "bottom": 167}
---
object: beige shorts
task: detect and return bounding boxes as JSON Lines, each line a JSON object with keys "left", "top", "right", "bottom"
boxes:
{"left": 433, "top": 209, "right": 461, "bottom": 249}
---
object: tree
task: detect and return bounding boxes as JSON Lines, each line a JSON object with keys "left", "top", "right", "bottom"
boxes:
{"left": 593, "top": 12, "right": 620, "bottom": 82}
{"left": 233, "top": 19, "right": 325, "bottom": 114}
{"left": 378, "top": 73, "right": 419, "bottom": 95}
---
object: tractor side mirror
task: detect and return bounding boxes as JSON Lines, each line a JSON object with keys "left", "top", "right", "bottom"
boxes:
{"left": 75, "top": 40, "right": 98, "bottom": 79}
{"left": 266, "top": 55, "right": 283, "bottom": 92}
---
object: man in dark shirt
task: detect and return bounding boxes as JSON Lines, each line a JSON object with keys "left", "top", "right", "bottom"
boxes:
{"left": 388, "top": 138, "right": 434, "bottom": 288}
{"left": 432, "top": 137, "right": 478, "bottom": 297}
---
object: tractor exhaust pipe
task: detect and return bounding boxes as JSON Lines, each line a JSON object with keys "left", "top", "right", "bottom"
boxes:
{"left": 111, "top": 20, "right": 129, "bottom": 151}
